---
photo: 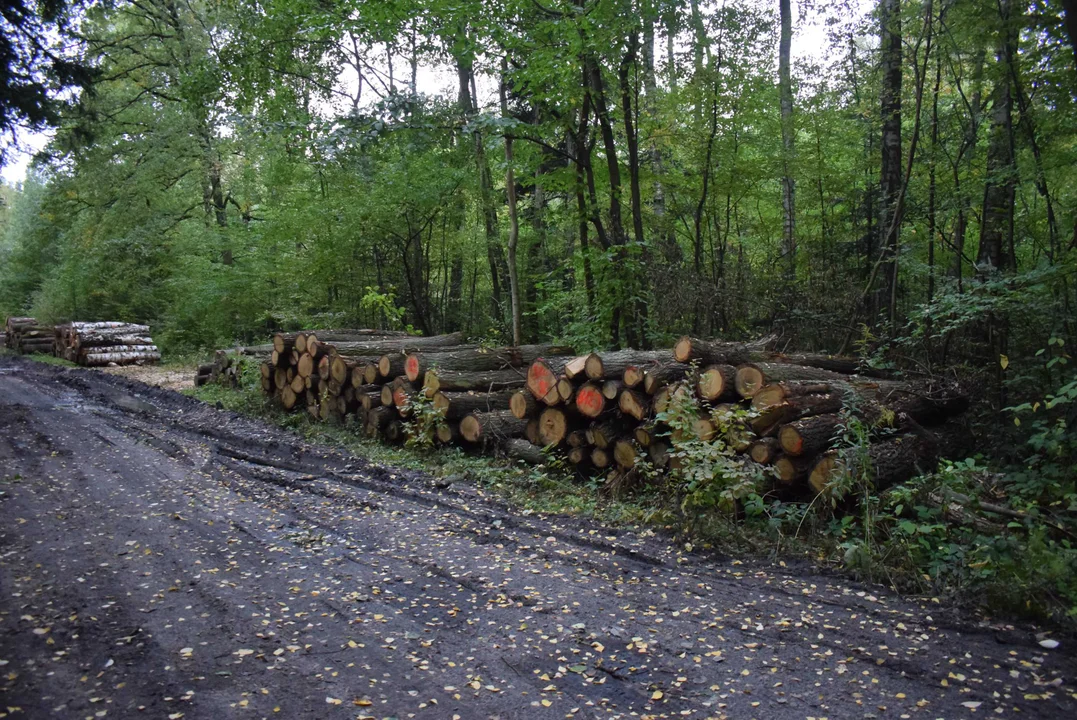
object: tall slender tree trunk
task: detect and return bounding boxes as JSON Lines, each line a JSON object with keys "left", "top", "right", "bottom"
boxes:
{"left": 587, "top": 54, "right": 633, "bottom": 347}
{"left": 644, "top": 6, "right": 679, "bottom": 264}
{"left": 619, "top": 33, "right": 649, "bottom": 347}
{"left": 878, "top": 0, "right": 902, "bottom": 325}
{"left": 457, "top": 52, "right": 509, "bottom": 317}
{"left": 927, "top": 45, "right": 941, "bottom": 304}
{"left": 978, "top": 0, "right": 1017, "bottom": 273}
{"left": 570, "top": 102, "right": 597, "bottom": 315}
{"left": 500, "top": 59, "right": 523, "bottom": 346}
{"left": 779, "top": 0, "right": 796, "bottom": 281}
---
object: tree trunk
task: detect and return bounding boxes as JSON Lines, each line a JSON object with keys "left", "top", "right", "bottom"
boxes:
{"left": 405, "top": 344, "right": 573, "bottom": 382}
{"left": 779, "top": 0, "right": 796, "bottom": 280}
{"left": 878, "top": 0, "right": 903, "bottom": 324}
{"left": 501, "top": 58, "right": 523, "bottom": 345}
{"left": 423, "top": 368, "right": 526, "bottom": 395}
{"left": 584, "top": 349, "right": 667, "bottom": 380}
{"left": 432, "top": 390, "right": 515, "bottom": 420}
{"left": 977, "top": 0, "right": 1017, "bottom": 272}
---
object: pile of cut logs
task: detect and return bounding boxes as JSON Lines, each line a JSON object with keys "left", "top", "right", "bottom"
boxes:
{"left": 53, "top": 321, "right": 161, "bottom": 366}
{"left": 4, "top": 317, "right": 54, "bottom": 355}
{"left": 247, "top": 330, "right": 969, "bottom": 497}
{"left": 196, "top": 344, "right": 273, "bottom": 387}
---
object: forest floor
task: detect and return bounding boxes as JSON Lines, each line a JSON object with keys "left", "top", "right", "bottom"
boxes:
{"left": 1, "top": 354, "right": 1075, "bottom": 719}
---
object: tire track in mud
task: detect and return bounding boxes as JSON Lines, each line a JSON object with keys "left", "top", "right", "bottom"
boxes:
{"left": 1, "top": 354, "right": 1075, "bottom": 720}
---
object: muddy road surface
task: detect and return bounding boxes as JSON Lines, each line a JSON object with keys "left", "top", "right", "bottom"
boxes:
{"left": 0, "top": 355, "right": 1073, "bottom": 719}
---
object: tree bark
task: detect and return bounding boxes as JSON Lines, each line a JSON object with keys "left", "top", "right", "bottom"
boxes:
{"left": 878, "top": 0, "right": 903, "bottom": 324}
{"left": 501, "top": 58, "right": 523, "bottom": 345}
{"left": 977, "top": 0, "right": 1017, "bottom": 272}
{"left": 779, "top": 0, "right": 796, "bottom": 280}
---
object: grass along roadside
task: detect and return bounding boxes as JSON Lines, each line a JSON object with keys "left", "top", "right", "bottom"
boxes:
{"left": 183, "top": 361, "right": 1077, "bottom": 629}
{"left": 6, "top": 346, "right": 1075, "bottom": 627}
{"left": 185, "top": 380, "right": 655, "bottom": 525}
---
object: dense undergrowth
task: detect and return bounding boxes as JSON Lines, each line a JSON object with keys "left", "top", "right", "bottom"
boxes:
{"left": 183, "top": 352, "right": 1077, "bottom": 628}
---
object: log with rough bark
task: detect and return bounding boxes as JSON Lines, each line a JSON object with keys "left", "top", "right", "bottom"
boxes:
{"left": 566, "top": 430, "right": 589, "bottom": 448}
{"left": 647, "top": 441, "right": 670, "bottom": 469}
{"left": 671, "top": 415, "right": 717, "bottom": 443}
{"left": 673, "top": 335, "right": 776, "bottom": 365}
{"left": 735, "top": 363, "right": 847, "bottom": 399}
{"left": 752, "top": 381, "right": 834, "bottom": 411}
{"left": 750, "top": 393, "right": 844, "bottom": 435}
{"left": 81, "top": 349, "right": 161, "bottom": 366}
{"left": 697, "top": 364, "right": 737, "bottom": 402}
{"left": 584, "top": 350, "right": 666, "bottom": 381}
{"left": 618, "top": 389, "right": 650, "bottom": 421}
{"left": 753, "top": 375, "right": 967, "bottom": 428}
{"left": 676, "top": 335, "right": 899, "bottom": 378}
{"left": 504, "top": 438, "right": 546, "bottom": 464}
{"left": 460, "top": 410, "right": 527, "bottom": 444}
{"left": 404, "top": 344, "right": 575, "bottom": 382}
{"left": 365, "top": 406, "right": 394, "bottom": 438}
{"left": 652, "top": 386, "right": 673, "bottom": 415}
{"left": 601, "top": 380, "right": 623, "bottom": 401}
{"left": 809, "top": 432, "right": 940, "bottom": 496}
{"left": 642, "top": 362, "right": 692, "bottom": 394}
{"left": 325, "top": 332, "right": 466, "bottom": 358}
{"left": 590, "top": 447, "right": 611, "bottom": 469}
{"left": 524, "top": 418, "right": 541, "bottom": 445}
{"left": 749, "top": 437, "right": 781, "bottom": 464}
{"left": 432, "top": 390, "right": 515, "bottom": 420}
{"left": 778, "top": 413, "right": 842, "bottom": 457}
{"left": 773, "top": 455, "right": 816, "bottom": 486}
{"left": 423, "top": 368, "right": 526, "bottom": 395}
{"left": 586, "top": 420, "right": 620, "bottom": 450}
{"left": 377, "top": 353, "right": 408, "bottom": 380}
{"left": 567, "top": 447, "right": 589, "bottom": 466}
{"left": 633, "top": 423, "right": 658, "bottom": 448}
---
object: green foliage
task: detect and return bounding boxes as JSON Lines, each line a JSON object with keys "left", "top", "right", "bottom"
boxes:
{"left": 401, "top": 391, "right": 445, "bottom": 449}
{"left": 657, "top": 384, "right": 771, "bottom": 526}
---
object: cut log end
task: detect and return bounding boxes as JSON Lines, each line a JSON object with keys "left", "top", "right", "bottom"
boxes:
{"left": 509, "top": 390, "right": 536, "bottom": 419}
{"left": 697, "top": 364, "right": 734, "bottom": 401}
{"left": 538, "top": 407, "right": 568, "bottom": 446}
{"left": 809, "top": 453, "right": 842, "bottom": 494}
{"left": 405, "top": 354, "right": 422, "bottom": 382}
{"left": 673, "top": 336, "right": 693, "bottom": 363}
{"left": 575, "top": 384, "right": 606, "bottom": 418}
{"left": 734, "top": 365, "right": 765, "bottom": 398}
{"left": 527, "top": 359, "right": 559, "bottom": 402}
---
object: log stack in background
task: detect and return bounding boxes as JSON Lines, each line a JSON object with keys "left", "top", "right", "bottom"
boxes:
{"left": 196, "top": 344, "right": 273, "bottom": 387}
{"left": 4, "top": 317, "right": 56, "bottom": 355}
{"left": 225, "top": 327, "right": 971, "bottom": 501}
{"left": 53, "top": 321, "right": 161, "bottom": 366}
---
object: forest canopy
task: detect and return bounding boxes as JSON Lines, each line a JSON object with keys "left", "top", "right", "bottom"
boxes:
{"left": 0, "top": 0, "right": 1074, "bottom": 390}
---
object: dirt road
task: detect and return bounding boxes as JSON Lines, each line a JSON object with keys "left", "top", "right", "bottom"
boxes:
{"left": 0, "top": 355, "right": 1073, "bottom": 719}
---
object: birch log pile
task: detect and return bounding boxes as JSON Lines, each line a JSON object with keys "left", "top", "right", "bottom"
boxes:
{"left": 54, "top": 321, "right": 160, "bottom": 366}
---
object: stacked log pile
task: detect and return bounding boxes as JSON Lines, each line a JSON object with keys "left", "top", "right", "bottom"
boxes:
{"left": 4, "top": 317, "right": 55, "bottom": 355}
{"left": 196, "top": 344, "right": 273, "bottom": 387}
{"left": 53, "top": 321, "right": 161, "bottom": 366}
{"left": 244, "top": 328, "right": 970, "bottom": 499}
